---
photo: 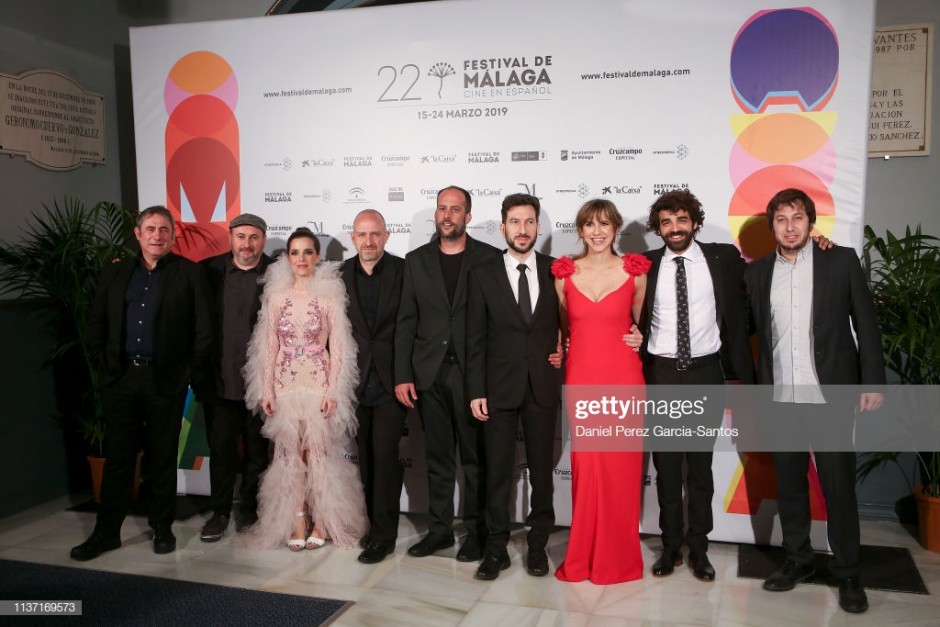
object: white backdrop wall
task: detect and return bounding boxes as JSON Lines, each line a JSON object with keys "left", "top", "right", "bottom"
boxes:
{"left": 131, "top": 0, "right": 875, "bottom": 545}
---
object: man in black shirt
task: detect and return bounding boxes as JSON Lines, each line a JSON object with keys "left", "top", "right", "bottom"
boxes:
{"left": 71, "top": 206, "right": 211, "bottom": 560}
{"left": 395, "top": 186, "right": 500, "bottom": 561}
{"left": 199, "top": 214, "right": 273, "bottom": 541}
{"left": 342, "top": 209, "right": 406, "bottom": 563}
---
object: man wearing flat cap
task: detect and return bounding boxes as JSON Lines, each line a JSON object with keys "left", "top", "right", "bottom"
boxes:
{"left": 198, "top": 213, "right": 273, "bottom": 540}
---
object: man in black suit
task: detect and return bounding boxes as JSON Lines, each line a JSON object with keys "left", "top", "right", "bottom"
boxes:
{"left": 342, "top": 209, "right": 407, "bottom": 564}
{"left": 466, "top": 193, "right": 561, "bottom": 580}
{"left": 745, "top": 188, "right": 884, "bottom": 614}
{"left": 198, "top": 213, "right": 272, "bottom": 541}
{"left": 395, "top": 185, "right": 500, "bottom": 561}
{"left": 71, "top": 206, "right": 211, "bottom": 560}
{"left": 638, "top": 190, "right": 755, "bottom": 581}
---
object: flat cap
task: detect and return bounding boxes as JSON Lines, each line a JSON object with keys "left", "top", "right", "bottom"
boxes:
{"left": 229, "top": 213, "right": 267, "bottom": 232}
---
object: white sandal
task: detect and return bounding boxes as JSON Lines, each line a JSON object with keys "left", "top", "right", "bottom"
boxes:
{"left": 306, "top": 525, "right": 327, "bottom": 550}
{"left": 288, "top": 512, "right": 308, "bottom": 552}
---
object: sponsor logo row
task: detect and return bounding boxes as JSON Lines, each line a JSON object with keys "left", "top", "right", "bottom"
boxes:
{"left": 262, "top": 145, "right": 689, "bottom": 171}
{"left": 264, "top": 182, "right": 691, "bottom": 205}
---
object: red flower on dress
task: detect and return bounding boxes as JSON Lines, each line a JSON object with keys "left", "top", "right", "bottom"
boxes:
{"left": 551, "top": 256, "right": 576, "bottom": 279}
{"left": 622, "top": 253, "right": 652, "bottom": 276}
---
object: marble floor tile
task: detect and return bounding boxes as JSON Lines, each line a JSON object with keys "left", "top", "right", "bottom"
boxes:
{"left": 461, "top": 601, "right": 592, "bottom": 627}
{"left": 0, "top": 514, "right": 76, "bottom": 547}
{"left": 478, "top": 565, "right": 607, "bottom": 614}
{"left": 329, "top": 587, "right": 474, "bottom": 627}
{"left": 371, "top": 554, "right": 490, "bottom": 603}
{"left": 2, "top": 496, "right": 940, "bottom": 626}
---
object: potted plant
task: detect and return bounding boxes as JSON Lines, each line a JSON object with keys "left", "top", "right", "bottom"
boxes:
{"left": 0, "top": 197, "right": 136, "bottom": 499}
{"left": 858, "top": 225, "right": 940, "bottom": 551}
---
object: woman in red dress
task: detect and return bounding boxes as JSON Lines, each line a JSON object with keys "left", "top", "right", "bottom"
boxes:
{"left": 552, "top": 199, "right": 650, "bottom": 584}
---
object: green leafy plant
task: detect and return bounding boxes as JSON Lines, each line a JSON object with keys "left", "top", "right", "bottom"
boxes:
{"left": 0, "top": 197, "right": 136, "bottom": 456}
{"left": 858, "top": 225, "right": 940, "bottom": 498}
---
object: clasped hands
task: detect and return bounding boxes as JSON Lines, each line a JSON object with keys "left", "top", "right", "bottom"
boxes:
{"left": 261, "top": 396, "right": 337, "bottom": 418}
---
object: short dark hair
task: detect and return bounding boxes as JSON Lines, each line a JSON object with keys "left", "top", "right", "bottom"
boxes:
{"left": 766, "top": 188, "right": 816, "bottom": 229}
{"left": 287, "top": 227, "right": 321, "bottom": 254}
{"left": 646, "top": 190, "right": 704, "bottom": 236}
{"left": 500, "top": 193, "right": 540, "bottom": 222}
{"left": 137, "top": 205, "right": 174, "bottom": 230}
{"left": 437, "top": 185, "right": 472, "bottom": 213}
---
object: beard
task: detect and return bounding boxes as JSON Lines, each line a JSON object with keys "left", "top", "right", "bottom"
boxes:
{"left": 358, "top": 249, "right": 380, "bottom": 262}
{"left": 663, "top": 229, "right": 694, "bottom": 253}
{"left": 436, "top": 221, "right": 466, "bottom": 241}
{"left": 777, "top": 232, "right": 811, "bottom": 254}
{"left": 234, "top": 249, "right": 261, "bottom": 267}
{"left": 506, "top": 234, "right": 535, "bottom": 255}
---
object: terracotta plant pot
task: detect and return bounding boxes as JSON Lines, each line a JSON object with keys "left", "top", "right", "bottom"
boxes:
{"left": 913, "top": 486, "right": 940, "bottom": 553}
{"left": 87, "top": 455, "right": 106, "bottom": 504}
{"left": 87, "top": 451, "right": 144, "bottom": 504}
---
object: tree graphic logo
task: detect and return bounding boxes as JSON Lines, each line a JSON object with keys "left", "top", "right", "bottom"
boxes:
{"left": 428, "top": 62, "right": 455, "bottom": 98}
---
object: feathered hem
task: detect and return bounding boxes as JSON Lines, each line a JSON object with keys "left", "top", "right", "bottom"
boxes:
{"left": 245, "top": 389, "right": 369, "bottom": 549}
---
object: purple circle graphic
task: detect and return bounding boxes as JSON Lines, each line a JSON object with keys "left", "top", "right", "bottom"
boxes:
{"left": 731, "top": 9, "right": 839, "bottom": 112}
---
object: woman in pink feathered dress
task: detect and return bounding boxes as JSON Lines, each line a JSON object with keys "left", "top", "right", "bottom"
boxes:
{"left": 243, "top": 227, "right": 368, "bottom": 551}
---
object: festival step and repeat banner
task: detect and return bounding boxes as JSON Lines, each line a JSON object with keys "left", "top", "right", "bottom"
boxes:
{"left": 131, "top": 0, "right": 875, "bottom": 545}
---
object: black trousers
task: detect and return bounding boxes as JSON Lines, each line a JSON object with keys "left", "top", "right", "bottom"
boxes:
{"left": 484, "top": 385, "right": 556, "bottom": 551}
{"left": 771, "top": 404, "right": 860, "bottom": 578}
{"left": 418, "top": 361, "right": 486, "bottom": 537}
{"left": 646, "top": 355, "right": 724, "bottom": 556}
{"left": 356, "top": 399, "right": 407, "bottom": 544}
{"left": 203, "top": 398, "right": 269, "bottom": 518}
{"left": 96, "top": 365, "right": 187, "bottom": 536}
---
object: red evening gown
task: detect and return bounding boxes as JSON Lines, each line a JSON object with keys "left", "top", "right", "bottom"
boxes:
{"left": 553, "top": 254, "right": 650, "bottom": 585}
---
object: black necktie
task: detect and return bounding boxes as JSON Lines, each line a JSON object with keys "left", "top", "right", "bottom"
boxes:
{"left": 675, "top": 256, "right": 691, "bottom": 370}
{"left": 517, "top": 264, "right": 533, "bottom": 324}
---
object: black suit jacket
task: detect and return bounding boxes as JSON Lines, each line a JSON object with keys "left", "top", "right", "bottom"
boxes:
{"left": 466, "top": 251, "right": 561, "bottom": 409}
{"left": 394, "top": 236, "right": 500, "bottom": 390}
{"left": 744, "top": 242, "right": 885, "bottom": 386}
{"left": 342, "top": 253, "right": 405, "bottom": 397}
{"left": 200, "top": 252, "right": 272, "bottom": 399}
{"left": 640, "top": 242, "right": 755, "bottom": 383}
{"left": 87, "top": 252, "right": 212, "bottom": 395}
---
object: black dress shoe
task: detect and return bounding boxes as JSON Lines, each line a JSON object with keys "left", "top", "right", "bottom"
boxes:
{"left": 474, "top": 551, "right": 511, "bottom": 580}
{"left": 200, "top": 513, "right": 230, "bottom": 542}
{"left": 762, "top": 559, "right": 815, "bottom": 591}
{"left": 526, "top": 547, "right": 549, "bottom": 577}
{"left": 358, "top": 541, "right": 395, "bottom": 564}
{"left": 407, "top": 533, "right": 455, "bottom": 557}
{"left": 70, "top": 533, "right": 121, "bottom": 562}
{"left": 152, "top": 527, "right": 177, "bottom": 554}
{"left": 456, "top": 535, "right": 484, "bottom": 562}
{"left": 652, "top": 550, "right": 683, "bottom": 576}
{"left": 235, "top": 512, "right": 258, "bottom": 534}
{"left": 838, "top": 577, "right": 869, "bottom": 613}
{"left": 688, "top": 553, "right": 716, "bottom": 582}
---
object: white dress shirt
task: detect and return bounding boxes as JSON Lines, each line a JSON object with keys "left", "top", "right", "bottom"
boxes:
{"left": 648, "top": 240, "right": 720, "bottom": 358}
{"left": 504, "top": 251, "right": 539, "bottom": 308}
